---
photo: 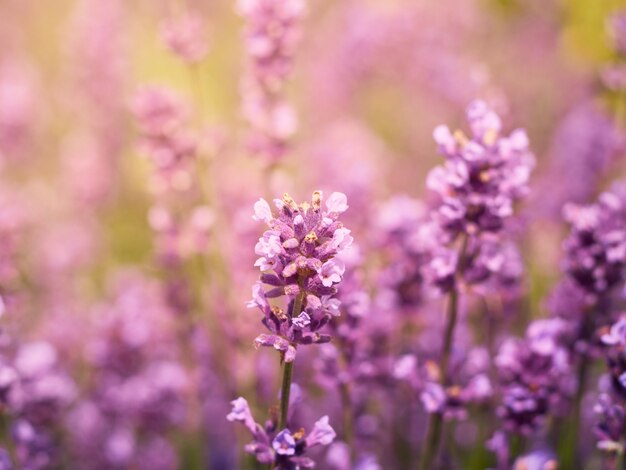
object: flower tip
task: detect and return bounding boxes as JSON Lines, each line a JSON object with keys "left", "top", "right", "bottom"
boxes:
{"left": 326, "top": 192, "right": 349, "bottom": 214}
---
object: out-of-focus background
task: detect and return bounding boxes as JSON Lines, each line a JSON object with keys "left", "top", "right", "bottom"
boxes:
{"left": 0, "top": 0, "right": 626, "bottom": 469}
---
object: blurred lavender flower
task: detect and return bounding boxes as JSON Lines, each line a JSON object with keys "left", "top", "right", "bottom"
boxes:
{"left": 132, "top": 86, "right": 197, "bottom": 197}
{"left": 67, "top": 275, "right": 188, "bottom": 469}
{"left": 161, "top": 12, "right": 209, "bottom": 64}
{"left": 420, "top": 100, "right": 533, "bottom": 470}
{"left": 536, "top": 103, "right": 625, "bottom": 216}
{"left": 375, "top": 196, "right": 429, "bottom": 313}
{"left": 512, "top": 449, "right": 559, "bottom": 470}
{"left": 0, "top": 340, "right": 76, "bottom": 470}
{"left": 64, "top": 0, "right": 128, "bottom": 207}
{"left": 495, "top": 319, "right": 572, "bottom": 436}
{"left": 237, "top": 0, "right": 306, "bottom": 163}
{"left": 422, "top": 100, "right": 534, "bottom": 295}
{"left": 594, "top": 393, "right": 626, "bottom": 460}
{"left": 0, "top": 59, "right": 38, "bottom": 162}
{"left": 419, "top": 346, "right": 493, "bottom": 421}
{"left": 428, "top": 100, "right": 534, "bottom": 238}
{"left": 562, "top": 191, "right": 626, "bottom": 299}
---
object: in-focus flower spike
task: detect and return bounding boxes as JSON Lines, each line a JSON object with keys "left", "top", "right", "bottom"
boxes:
{"left": 248, "top": 191, "right": 352, "bottom": 362}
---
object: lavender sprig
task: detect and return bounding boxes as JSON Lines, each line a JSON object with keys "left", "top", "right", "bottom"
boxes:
{"left": 419, "top": 100, "right": 534, "bottom": 470}
{"left": 231, "top": 191, "right": 349, "bottom": 467}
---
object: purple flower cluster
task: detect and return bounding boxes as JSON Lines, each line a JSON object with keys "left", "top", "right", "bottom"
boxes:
{"left": 67, "top": 276, "right": 188, "bottom": 470}
{"left": 132, "top": 86, "right": 214, "bottom": 315}
{"left": 248, "top": 191, "right": 352, "bottom": 362}
{"left": 561, "top": 191, "right": 626, "bottom": 299}
{"left": 423, "top": 100, "right": 533, "bottom": 293}
{"left": 375, "top": 196, "right": 429, "bottom": 312}
{"left": 591, "top": 316, "right": 626, "bottom": 463}
{"left": 161, "top": 12, "right": 209, "bottom": 64}
{"left": 227, "top": 397, "right": 335, "bottom": 469}
{"left": 427, "top": 100, "right": 534, "bottom": 238}
{"left": 538, "top": 104, "right": 625, "bottom": 216}
{"left": 418, "top": 347, "right": 493, "bottom": 421}
{"left": 132, "top": 86, "right": 197, "bottom": 197}
{"left": 495, "top": 319, "right": 572, "bottom": 436}
{"left": 9, "top": 341, "right": 76, "bottom": 470}
{"left": 594, "top": 393, "right": 626, "bottom": 458}
{"left": 237, "top": 0, "right": 306, "bottom": 162}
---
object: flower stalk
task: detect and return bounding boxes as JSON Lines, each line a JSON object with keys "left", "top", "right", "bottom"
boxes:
{"left": 419, "top": 234, "right": 468, "bottom": 470}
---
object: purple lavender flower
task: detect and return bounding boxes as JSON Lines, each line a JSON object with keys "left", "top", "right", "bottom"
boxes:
{"left": 67, "top": 275, "right": 188, "bottom": 469}
{"left": 414, "top": 345, "right": 493, "bottom": 422}
{"left": 248, "top": 191, "right": 352, "bottom": 362}
{"left": 421, "top": 100, "right": 533, "bottom": 296}
{"left": 536, "top": 103, "right": 625, "bottom": 217}
{"left": 237, "top": 0, "right": 306, "bottom": 163}
{"left": 495, "top": 319, "right": 572, "bottom": 436}
{"left": 561, "top": 191, "right": 626, "bottom": 299}
{"left": 512, "top": 449, "right": 559, "bottom": 470}
{"left": 374, "top": 196, "right": 429, "bottom": 313}
{"left": 599, "top": 316, "right": 626, "bottom": 397}
{"left": 419, "top": 101, "right": 533, "bottom": 470}
{"left": 161, "top": 13, "right": 209, "bottom": 64}
{"left": 227, "top": 397, "right": 336, "bottom": 468}
{"left": 594, "top": 393, "right": 626, "bottom": 458}
{"left": 427, "top": 100, "right": 534, "bottom": 237}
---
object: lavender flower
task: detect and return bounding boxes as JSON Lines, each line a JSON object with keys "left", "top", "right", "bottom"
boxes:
{"left": 248, "top": 191, "right": 352, "bottom": 362}
{"left": 512, "top": 449, "right": 559, "bottom": 470}
{"left": 237, "top": 0, "right": 306, "bottom": 163}
{"left": 375, "top": 196, "right": 429, "bottom": 313}
{"left": 535, "top": 103, "right": 624, "bottom": 216}
{"left": 422, "top": 100, "right": 534, "bottom": 295}
{"left": 419, "top": 101, "right": 533, "bottom": 470}
{"left": 495, "top": 319, "right": 572, "bottom": 436}
{"left": 161, "top": 13, "right": 209, "bottom": 64}
{"left": 427, "top": 100, "right": 534, "bottom": 238}
{"left": 227, "top": 397, "right": 336, "bottom": 468}
{"left": 590, "top": 315, "right": 626, "bottom": 468}
{"left": 562, "top": 191, "right": 626, "bottom": 299}
{"left": 418, "top": 347, "right": 493, "bottom": 422}
{"left": 594, "top": 393, "right": 626, "bottom": 458}
{"left": 67, "top": 275, "right": 188, "bottom": 469}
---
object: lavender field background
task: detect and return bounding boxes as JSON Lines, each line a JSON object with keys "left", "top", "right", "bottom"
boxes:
{"left": 1, "top": 0, "right": 626, "bottom": 469}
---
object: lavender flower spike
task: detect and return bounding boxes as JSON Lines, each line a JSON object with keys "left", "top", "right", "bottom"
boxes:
{"left": 248, "top": 191, "right": 352, "bottom": 364}
{"left": 420, "top": 100, "right": 534, "bottom": 470}
{"left": 247, "top": 191, "right": 352, "bottom": 433}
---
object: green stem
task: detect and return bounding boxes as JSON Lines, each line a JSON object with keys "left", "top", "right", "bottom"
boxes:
{"left": 339, "top": 381, "right": 354, "bottom": 452}
{"left": 278, "top": 360, "right": 294, "bottom": 431}
{"left": 419, "top": 235, "right": 468, "bottom": 470}
{"left": 510, "top": 434, "right": 526, "bottom": 461}
{"left": 561, "top": 302, "right": 598, "bottom": 469}
{"left": 277, "top": 289, "right": 306, "bottom": 431}
{"left": 419, "top": 413, "right": 444, "bottom": 470}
